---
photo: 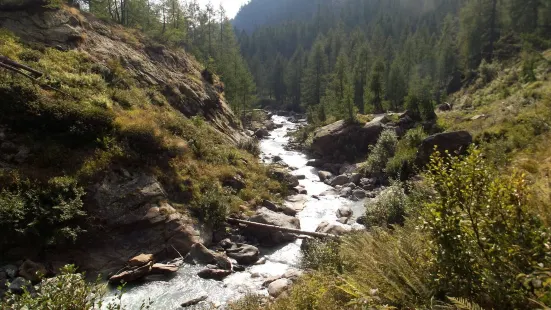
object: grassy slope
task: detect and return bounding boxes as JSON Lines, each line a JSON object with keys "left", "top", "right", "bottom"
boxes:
{"left": 0, "top": 7, "right": 285, "bottom": 250}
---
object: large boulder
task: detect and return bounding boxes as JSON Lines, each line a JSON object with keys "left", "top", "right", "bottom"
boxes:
{"left": 226, "top": 244, "right": 260, "bottom": 265}
{"left": 316, "top": 221, "right": 351, "bottom": 236}
{"left": 311, "top": 116, "right": 386, "bottom": 161}
{"left": 128, "top": 254, "right": 154, "bottom": 267}
{"left": 8, "top": 277, "right": 29, "bottom": 294}
{"left": 109, "top": 262, "right": 153, "bottom": 284}
{"left": 318, "top": 171, "right": 333, "bottom": 182}
{"left": 197, "top": 268, "right": 231, "bottom": 281}
{"left": 330, "top": 174, "right": 350, "bottom": 187}
{"left": 246, "top": 208, "right": 300, "bottom": 245}
{"left": 269, "top": 167, "right": 299, "bottom": 188}
{"left": 18, "top": 260, "right": 47, "bottom": 283}
{"left": 415, "top": 131, "right": 473, "bottom": 166}
{"left": 268, "top": 278, "right": 292, "bottom": 298}
{"left": 184, "top": 243, "right": 218, "bottom": 265}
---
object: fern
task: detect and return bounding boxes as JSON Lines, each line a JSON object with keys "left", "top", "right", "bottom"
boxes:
{"left": 448, "top": 297, "right": 484, "bottom": 310}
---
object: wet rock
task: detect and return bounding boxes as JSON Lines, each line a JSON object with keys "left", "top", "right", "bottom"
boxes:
{"left": 254, "top": 257, "right": 267, "bottom": 265}
{"left": 295, "top": 187, "right": 307, "bottom": 195}
{"left": 262, "top": 199, "right": 297, "bottom": 216}
{"left": 8, "top": 277, "right": 29, "bottom": 294}
{"left": 272, "top": 155, "right": 283, "bottom": 162}
{"left": 214, "top": 255, "right": 233, "bottom": 271}
{"left": 181, "top": 294, "right": 208, "bottom": 307}
{"left": 184, "top": 243, "right": 217, "bottom": 265}
{"left": 353, "top": 189, "right": 367, "bottom": 199}
{"left": 18, "top": 260, "right": 47, "bottom": 283}
{"left": 337, "top": 207, "right": 353, "bottom": 218}
{"left": 337, "top": 217, "right": 349, "bottom": 224}
{"left": 339, "top": 164, "right": 357, "bottom": 175}
{"left": 197, "top": 269, "right": 231, "bottom": 281}
{"left": 222, "top": 175, "right": 246, "bottom": 191}
{"left": 232, "top": 264, "right": 246, "bottom": 272}
{"left": 295, "top": 175, "right": 306, "bottom": 180}
{"left": 283, "top": 269, "right": 303, "bottom": 282}
{"left": 246, "top": 208, "right": 300, "bottom": 245}
{"left": 226, "top": 244, "right": 260, "bottom": 265}
{"left": 150, "top": 263, "right": 178, "bottom": 275}
{"left": 270, "top": 167, "right": 299, "bottom": 188}
{"left": 268, "top": 278, "right": 292, "bottom": 298}
{"left": 109, "top": 262, "right": 153, "bottom": 284}
{"left": 128, "top": 253, "right": 154, "bottom": 267}
{"left": 219, "top": 238, "right": 235, "bottom": 250}
{"left": 356, "top": 216, "right": 367, "bottom": 225}
{"left": 416, "top": 131, "right": 472, "bottom": 167}
{"left": 316, "top": 221, "right": 351, "bottom": 236}
{"left": 360, "top": 178, "right": 377, "bottom": 191}
{"left": 350, "top": 173, "right": 361, "bottom": 185}
{"left": 330, "top": 175, "right": 349, "bottom": 187}
{"left": 254, "top": 128, "right": 269, "bottom": 139}
{"left": 262, "top": 199, "right": 279, "bottom": 211}
{"left": 318, "top": 171, "right": 333, "bottom": 182}
{"left": 339, "top": 187, "right": 352, "bottom": 197}
{"left": 306, "top": 159, "right": 325, "bottom": 168}
{"left": 3, "top": 265, "right": 18, "bottom": 279}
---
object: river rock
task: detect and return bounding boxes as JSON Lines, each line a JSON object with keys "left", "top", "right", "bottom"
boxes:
{"left": 311, "top": 116, "right": 385, "bottom": 161}
{"left": 184, "top": 243, "right": 217, "bottom": 265}
{"left": 219, "top": 238, "right": 234, "bottom": 250}
{"left": 109, "top": 262, "right": 153, "bottom": 284}
{"left": 181, "top": 294, "right": 208, "bottom": 307}
{"left": 214, "top": 255, "right": 233, "bottom": 271}
{"left": 262, "top": 199, "right": 298, "bottom": 216}
{"left": 306, "top": 159, "right": 325, "bottom": 168}
{"left": 18, "top": 260, "right": 47, "bottom": 283}
{"left": 350, "top": 173, "right": 361, "bottom": 185}
{"left": 246, "top": 207, "right": 300, "bottom": 245}
{"left": 128, "top": 253, "right": 154, "bottom": 267}
{"left": 254, "top": 128, "right": 269, "bottom": 139}
{"left": 318, "top": 171, "right": 333, "bottom": 182}
{"left": 337, "top": 217, "right": 349, "bottom": 224}
{"left": 353, "top": 189, "right": 367, "bottom": 199}
{"left": 331, "top": 174, "right": 350, "bottom": 187}
{"left": 3, "top": 264, "right": 18, "bottom": 279}
{"left": 337, "top": 206, "right": 353, "bottom": 218}
{"left": 315, "top": 221, "right": 351, "bottom": 236}
{"left": 360, "top": 178, "right": 377, "bottom": 190}
{"left": 270, "top": 167, "right": 299, "bottom": 188}
{"left": 226, "top": 244, "right": 260, "bottom": 265}
{"left": 340, "top": 187, "right": 352, "bottom": 197}
{"left": 8, "top": 277, "right": 29, "bottom": 294}
{"left": 415, "top": 131, "right": 473, "bottom": 167}
{"left": 150, "top": 263, "right": 178, "bottom": 275}
{"left": 197, "top": 269, "right": 231, "bottom": 281}
{"left": 268, "top": 278, "right": 292, "bottom": 298}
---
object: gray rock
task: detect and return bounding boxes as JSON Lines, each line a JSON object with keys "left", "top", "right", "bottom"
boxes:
{"left": 330, "top": 175, "right": 349, "bottom": 187}
{"left": 360, "top": 178, "right": 377, "bottom": 191}
{"left": 254, "top": 128, "right": 269, "bottom": 139}
{"left": 337, "top": 217, "right": 349, "bottom": 224}
{"left": 262, "top": 199, "right": 279, "bottom": 212}
{"left": 3, "top": 265, "right": 18, "bottom": 279}
{"left": 214, "top": 255, "right": 233, "bottom": 271}
{"left": 8, "top": 277, "right": 29, "bottom": 294}
{"left": 318, "top": 171, "right": 333, "bottom": 182}
{"left": 337, "top": 207, "right": 353, "bottom": 218}
{"left": 350, "top": 173, "right": 362, "bottom": 185}
{"left": 18, "top": 260, "right": 47, "bottom": 283}
{"left": 353, "top": 189, "right": 367, "bottom": 199}
{"left": 273, "top": 155, "right": 283, "bottom": 162}
{"left": 184, "top": 243, "right": 217, "bottom": 265}
{"left": 268, "top": 278, "right": 292, "bottom": 298}
{"left": 219, "top": 238, "right": 234, "bottom": 249}
{"left": 262, "top": 199, "right": 297, "bottom": 216}
{"left": 197, "top": 268, "right": 231, "bottom": 281}
{"left": 295, "top": 175, "right": 306, "bottom": 180}
{"left": 246, "top": 208, "right": 300, "bottom": 245}
{"left": 340, "top": 187, "right": 352, "bottom": 197}
{"left": 226, "top": 244, "right": 260, "bottom": 265}
{"left": 270, "top": 167, "right": 299, "bottom": 188}
{"left": 181, "top": 294, "right": 208, "bottom": 307}
{"left": 222, "top": 175, "right": 246, "bottom": 191}
{"left": 306, "top": 159, "right": 325, "bottom": 168}
{"left": 416, "top": 131, "right": 473, "bottom": 167}
{"left": 316, "top": 221, "right": 351, "bottom": 236}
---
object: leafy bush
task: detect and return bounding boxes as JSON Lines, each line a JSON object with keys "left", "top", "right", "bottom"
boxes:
{"left": 190, "top": 185, "right": 230, "bottom": 229}
{"left": 0, "top": 174, "right": 86, "bottom": 248}
{"left": 301, "top": 238, "right": 343, "bottom": 272}
{"left": 478, "top": 59, "right": 499, "bottom": 84}
{"left": 421, "top": 148, "right": 550, "bottom": 308}
{"left": 0, "top": 265, "right": 150, "bottom": 310}
{"left": 386, "top": 127, "right": 427, "bottom": 178}
{"left": 364, "top": 180, "right": 408, "bottom": 228}
{"left": 237, "top": 138, "right": 261, "bottom": 157}
{"left": 361, "top": 129, "right": 398, "bottom": 177}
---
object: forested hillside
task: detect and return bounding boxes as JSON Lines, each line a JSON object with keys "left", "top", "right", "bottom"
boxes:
{"left": 237, "top": 0, "right": 551, "bottom": 121}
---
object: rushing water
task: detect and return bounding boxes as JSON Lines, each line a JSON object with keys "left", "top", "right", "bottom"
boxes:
{"left": 112, "top": 115, "right": 366, "bottom": 309}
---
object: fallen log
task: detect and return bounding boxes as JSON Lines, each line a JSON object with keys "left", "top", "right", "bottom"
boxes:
{"left": 227, "top": 218, "right": 338, "bottom": 239}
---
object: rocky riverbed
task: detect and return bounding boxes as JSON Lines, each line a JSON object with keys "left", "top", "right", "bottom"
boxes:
{"left": 100, "top": 115, "right": 368, "bottom": 309}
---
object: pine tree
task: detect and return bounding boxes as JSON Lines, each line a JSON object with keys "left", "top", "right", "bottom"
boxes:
{"left": 353, "top": 43, "right": 370, "bottom": 114}
{"left": 386, "top": 60, "right": 407, "bottom": 111}
{"left": 302, "top": 39, "right": 328, "bottom": 109}
{"left": 365, "top": 59, "right": 385, "bottom": 114}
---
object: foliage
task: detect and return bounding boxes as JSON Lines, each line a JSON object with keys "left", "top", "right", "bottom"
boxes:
{"left": 0, "top": 174, "right": 86, "bottom": 248}
{"left": 301, "top": 238, "right": 343, "bottom": 272}
{"left": 0, "top": 265, "right": 150, "bottom": 310}
{"left": 339, "top": 223, "right": 434, "bottom": 308}
{"left": 386, "top": 127, "right": 428, "bottom": 178}
{"left": 237, "top": 138, "right": 261, "bottom": 157}
{"left": 364, "top": 180, "right": 408, "bottom": 228}
{"left": 421, "top": 148, "right": 550, "bottom": 308}
{"left": 189, "top": 185, "right": 230, "bottom": 229}
{"left": 478, "top": 59, "right": 499, "bottom": 84}
{"left": 360, "top": 129, "right": 397, "bottom": 177}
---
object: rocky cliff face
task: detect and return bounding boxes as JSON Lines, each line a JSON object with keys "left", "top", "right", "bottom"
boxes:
{"left": 0, "top": 2, "right": 271, "bottom": 277}
{"left": 0, "top": 1, "right": 244, "bottom": 142}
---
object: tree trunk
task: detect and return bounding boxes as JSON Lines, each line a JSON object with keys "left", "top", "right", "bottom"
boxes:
{"left": 227, "top": 218, "right": 338, "bottom": 239}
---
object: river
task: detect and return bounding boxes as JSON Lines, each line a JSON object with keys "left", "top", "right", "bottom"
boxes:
{"left": 112, "top": 115, "right": 366, "bottom": 309}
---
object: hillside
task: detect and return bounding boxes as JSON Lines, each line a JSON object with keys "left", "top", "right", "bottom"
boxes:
{"left": 0, "top": 1, "right": 285, "bottom": 280}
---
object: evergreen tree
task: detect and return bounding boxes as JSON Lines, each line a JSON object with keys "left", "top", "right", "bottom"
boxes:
{"left": 302, "top": 39, "right": 329, "bottom": 109}
{"left": 365, "top": 59, "right": 385, "bottom": 113}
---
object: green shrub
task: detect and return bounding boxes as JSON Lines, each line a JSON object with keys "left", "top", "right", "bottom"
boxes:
{"left": 0, "top": 175, "right": 86, "bottom": 248}
{"left": 190, "top": 185, "right": 230, "bottom": 229}
{"left": 0, "top": 265, "right": 150, "bottom": 310}
{"left": 361, "top": 129, "right": 398, "bottom": 177}
{"left": 301, "top": 238, "right": 343, "bottom": 272}
{"left": 478, "top": 59, "right": 499, "bottom": 84}
{"left": 237, "top": 138, "right": 261, "bottom": 157}
{"left": 364, "top": 180, "right": 408, "bottom": 228}
{"left": 386, "top": 127, "right": 427, "bottom": 178}
{"left": 421, "top": 148, "right": 550, "bottom": 308}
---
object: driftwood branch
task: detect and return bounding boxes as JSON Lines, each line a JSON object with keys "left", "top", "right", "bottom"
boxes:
{"left": 0, "top": 55, "right": 71, "bottom": 96}
{"left": 227, "top": 218, "right": 338, "bottom": 239}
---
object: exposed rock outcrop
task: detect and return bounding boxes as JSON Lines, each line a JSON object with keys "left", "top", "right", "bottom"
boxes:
{"left": 416, "top": 131, "right": 473, "bottom": 166}
{"left": 245, "top": 207, "right": 301, "bottom": 245}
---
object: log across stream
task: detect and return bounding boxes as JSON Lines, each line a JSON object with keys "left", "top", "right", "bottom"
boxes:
{"left": 110, "top": 115, "right": 367, "bottom": 309}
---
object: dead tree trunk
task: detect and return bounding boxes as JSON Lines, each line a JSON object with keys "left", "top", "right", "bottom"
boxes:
{"left": 227, "top": 218, "right": 338, "bottom": 239}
